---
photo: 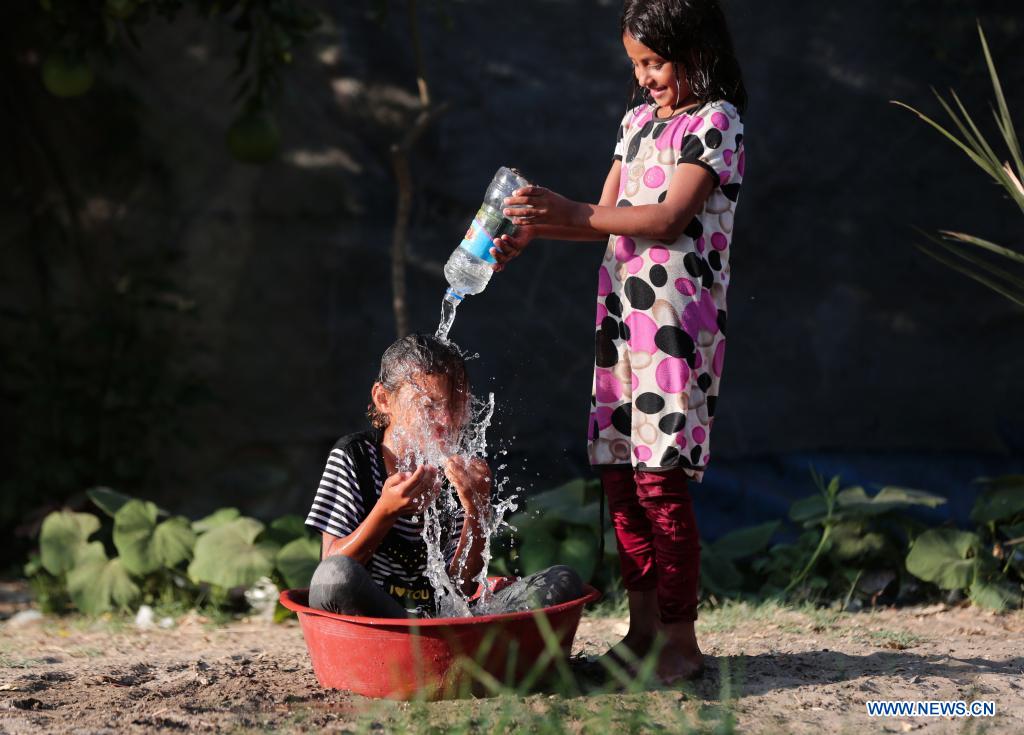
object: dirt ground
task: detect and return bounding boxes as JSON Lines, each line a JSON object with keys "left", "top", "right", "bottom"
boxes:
{"left": 1, "top": 582, "right": 1022, "bottom": 734}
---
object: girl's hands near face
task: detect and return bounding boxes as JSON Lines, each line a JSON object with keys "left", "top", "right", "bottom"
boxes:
{"left": 489, "top": 226, "right": 536, "bottom": 272}
{"left": 502, "top": 186, "right": 584, "bottom": 228}
{"left": 380, "top": 465, "right": 440, "bottom": 517}
{"left": 444, "top": 456, "right": 492, "bottom": 521}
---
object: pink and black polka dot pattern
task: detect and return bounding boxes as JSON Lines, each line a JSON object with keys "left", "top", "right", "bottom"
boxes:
{"left": 588, "top": 100, "right": 744, "bottom": 481}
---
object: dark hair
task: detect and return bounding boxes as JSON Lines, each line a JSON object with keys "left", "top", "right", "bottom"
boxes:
{"left": 366, "top": 334, "right": 469, "bottom": 429}
{"left": 621, "top": 0, "right": 747, "bottom": 114}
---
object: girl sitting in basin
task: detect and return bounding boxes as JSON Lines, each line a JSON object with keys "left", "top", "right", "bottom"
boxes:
{"left": 304, "top": 333, "right": 582, "bottom": 618}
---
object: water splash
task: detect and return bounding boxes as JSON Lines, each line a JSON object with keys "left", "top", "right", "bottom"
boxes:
{"left": 385, "top": 364, "right": 522, "bottom": 618}
{"left": 435, "top": 291, "right": 461, "bottom": 343}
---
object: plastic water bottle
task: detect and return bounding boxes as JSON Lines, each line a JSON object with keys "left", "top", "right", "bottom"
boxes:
{"left": 436, "top": 167, "right": 530, "bottom": 341}
{"left": 444, "top": 166, "right": 530, "bottom": 301}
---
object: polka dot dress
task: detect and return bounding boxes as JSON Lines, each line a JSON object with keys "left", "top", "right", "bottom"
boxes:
{"left": 587, "top": 100, "right": 745, "bottom": 481}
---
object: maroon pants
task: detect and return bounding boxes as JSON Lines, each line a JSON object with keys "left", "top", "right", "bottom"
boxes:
{"left": 601, "top": 466, "right": 701, "bottom": 623}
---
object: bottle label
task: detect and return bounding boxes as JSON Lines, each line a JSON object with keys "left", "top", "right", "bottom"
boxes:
{"left": 458, "top": 216, "right": 497, "bottom": 264}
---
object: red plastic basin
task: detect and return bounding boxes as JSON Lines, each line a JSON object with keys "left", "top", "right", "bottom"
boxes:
{"left": 279, "top": 579, "right": 599, "bottom": 700}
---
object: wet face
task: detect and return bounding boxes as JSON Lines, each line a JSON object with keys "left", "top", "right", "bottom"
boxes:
{"left": 622, "top": 32, "right": 694, "bottom": 111}
{"left": 373, "top": 371, "right": 469, "bottom": 459}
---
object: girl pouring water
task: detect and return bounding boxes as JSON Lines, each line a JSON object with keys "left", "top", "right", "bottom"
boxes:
{"left": 493, "top": 0, "right": 747, "bottom": 683}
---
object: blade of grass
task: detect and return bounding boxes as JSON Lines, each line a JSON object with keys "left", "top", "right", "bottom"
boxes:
{"left": 978, "top": 22, "right": 1023, "bottom": 176}
{"left": 915, "top": 241, "right": 1024, "bottom": 307}
{"left": 890, "top": 100, "right": 992, "bottom": 175}
{"left": 939, "top": 230, "right": 1024, "bottom": 267}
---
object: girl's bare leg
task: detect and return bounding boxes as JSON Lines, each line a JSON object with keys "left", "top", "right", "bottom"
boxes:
{"left": 656, "top": 618, "right": 704, "bottom": 682}
{"left": 602, "top": 588, "right": 659, "bottom": 667}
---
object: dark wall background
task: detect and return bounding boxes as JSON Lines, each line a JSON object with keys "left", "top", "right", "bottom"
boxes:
{"left": 2, "top": 1, "right": 1022, "bottom": 559}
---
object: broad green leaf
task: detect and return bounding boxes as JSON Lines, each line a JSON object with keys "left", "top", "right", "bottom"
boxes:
{"left": 265, "top": 514, "right": 308, "bottom": 546}
{"left": 1000, "top": 522, "right": 1024, "bottom": 542}
{"left": 905, "top": 529, "right": 981, "bottom": 590}
{"left": 67, "top": 542, "right": 141, "bottom": 615}
{"left": 559, "top": 526, "right": 599, "bottom": 583}
{"left": 86, "top": 487, "right": 134, "bottom": 518}
{"left": 516, "top": 531, "right": 560, "bottom": 577}
{"left": 188, "top": 517, "right": 279, "bottom": 589}
{"left": 789, "top": 493, "right": 829, "bottom": 524}
{"left": 275, "top": 536, "right": 321, "bottom": 589}
{"left": 40, "top": 511, "right": 101, "bottom": 576}
{"left": 829, "top": 522, "right": 887, "bottom": 561}
{"left": 792, "top": 485, "right": 946, "bottom": 526}
{"left": 192, "top": 507, "right": 241, "bottom": 533}
{"left": 522, "top": 481, "right": 601, "bottom": 527}
{"left": 968, "top": 579, "right": 1022, "bottom": 611}
{"left": 970, "top": 477, "right": 1024, "bottom": 523}
{"left": 113, "top": 500, "right": 161, "bottom": 575}
{"left": 864, "top": 486, "right": 947, "bottom": 509}
{"left": 711, "top": 521, "right": 780, "bottom": 561}
{"left": 152, "top": 517, "right": 197, "bottom": 568}
{"left": 700, "top": 543, "right": 742, "bottom": 597}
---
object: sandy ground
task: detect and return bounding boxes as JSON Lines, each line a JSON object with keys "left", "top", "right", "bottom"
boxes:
{"left": 1, "top": 584, "right": 1022, "bottom": 734}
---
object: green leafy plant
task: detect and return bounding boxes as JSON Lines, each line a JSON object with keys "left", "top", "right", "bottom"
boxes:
{"left": 498, "top": 479, "right": 616, "bottom": 588}
{"left": 905, "top": 475, "right": 1024, "bottom": 611}
{"left": 752, "top": 469, "right": 947, "bottom": 606}
{"left": 893, "top": 23, "right": 1024, "bottom": 305}
{"left": 700, "top": 521, "right": 780, "bottom": 599}
{"left": 24, "top": 488, "right": 321, "bottom": 618}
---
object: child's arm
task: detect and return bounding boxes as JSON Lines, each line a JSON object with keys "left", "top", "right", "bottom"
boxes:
{"left": 443, "top": 457, "right": 492, "bottom": 597}
{"left": 321, "top": 465, "right": 439, "bottom": 562}
{"left": 488, "top": 161, "right": 622, "bottom": 270}
{"left": 506, "top": 163, "right": 714, "bottom": 241}
{"left": 493, "top": 162, "right": 716, "bottom": 272}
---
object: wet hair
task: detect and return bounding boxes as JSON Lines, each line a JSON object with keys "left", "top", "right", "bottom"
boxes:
{"left": 621, "top": 0, "right": 747, "bottom": 114}
{"left": 366, "top": 334, "right": 469, "bottom": 429}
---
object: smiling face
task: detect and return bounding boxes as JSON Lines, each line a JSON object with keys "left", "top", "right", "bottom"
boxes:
{"left": 373, "top": 371, "right": 469, "bottom": 463}
{"left": 623, "top": 32, "right": 695, "bottom": 112}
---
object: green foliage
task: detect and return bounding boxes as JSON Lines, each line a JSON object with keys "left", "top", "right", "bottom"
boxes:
{"left": 188, "top": 518, "right": 280, "bottom": 589}
{"left": 276, "top": 536, "right": 321, "bottom": 589}
{"left": 700, "top": 521, "right": 780, "bottom": 597}
{"left": 24, "top": 489, "right": 320, "bottom": 619}
{"left": 39, "top": 510, "right": 101, "bottom": 576}
{"left": 515, "top": 465, "right": 1021, "bottom": 613}
{"left": 906, "top": 527, "right": 1023, "bottom": 611}
{"left": 899, "top": 475, "right": 1024, "bottom": 611}
{"left": 192, "top": 507, "right": 241, "bottom": 533}
{"left": 67, "top": 542, "right": 142, "bottom": 615}
{"left": 41, "top": 49, "right": 94, "bottom": 97}
{"left": 87, "top": 487, "right": 135, "bottom": 518}
{"left": 499, "top": 479, "right": 613, "bottom": 586}
{"left": 33, "top": 0, "right": 322, "bottom": 161}
{"left": 906, "top": 529, "right": 982, "bottom": 590}
{"left": 893, "top": 23, "right": 1024, "bottom": 306}
{"left": 969, "top": 476, "right": 1024, "bottom": 523}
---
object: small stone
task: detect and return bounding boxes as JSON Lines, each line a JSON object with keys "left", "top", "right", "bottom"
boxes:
{"left": 135, "top": 605, "right": 155, "bottom": 630}
{"left": 5, "top": 610, "right": 43, "bottom": 629}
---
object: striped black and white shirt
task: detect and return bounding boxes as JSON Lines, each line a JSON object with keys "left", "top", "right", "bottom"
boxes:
{"left": 305, "top": 431, "right": 465, "bottom": 611}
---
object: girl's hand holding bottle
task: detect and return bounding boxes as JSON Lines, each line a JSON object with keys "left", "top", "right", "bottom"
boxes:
{"left": 502, "top": 185, "right": 583, "bottom": 228}
{"left": 489, "top": 224, "right": 536, "bottom": 271}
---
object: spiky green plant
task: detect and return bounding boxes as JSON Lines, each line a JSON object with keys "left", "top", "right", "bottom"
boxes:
{"left": 892, "top": 22, "right": 1024, "bottom": 306}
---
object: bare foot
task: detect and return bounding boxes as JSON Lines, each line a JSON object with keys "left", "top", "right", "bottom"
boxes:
{"left": 600, "top": 632, "right": 654, "bottom": 672}
{"left": 656, "top": 620, "right": 705, "bottom": 684}
{"left": 656, "top": 648, "right": 705, "bottom": 685}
